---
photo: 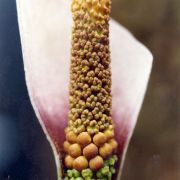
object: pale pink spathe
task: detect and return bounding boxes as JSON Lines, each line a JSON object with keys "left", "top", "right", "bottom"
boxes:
{"left": 16, "top": 0, "right": 153, "bottom": 179}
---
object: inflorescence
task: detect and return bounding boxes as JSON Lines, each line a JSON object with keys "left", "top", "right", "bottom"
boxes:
{"left": 63, "top": 0, "right": 118, "bottom": 179}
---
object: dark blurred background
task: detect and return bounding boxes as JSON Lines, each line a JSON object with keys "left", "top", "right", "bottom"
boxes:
{"left": 0, "top": 0, "right": 56, "bottom": 179}
{"left": 0, "top": 0, "right": 179, "bottom": 180}
{"left": 111, "top": 0, "right": 180, "bottom": 180}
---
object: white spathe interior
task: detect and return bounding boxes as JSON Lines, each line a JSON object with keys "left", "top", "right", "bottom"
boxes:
{"left": 16, "top": 0, "right": 153, "bottom": 179}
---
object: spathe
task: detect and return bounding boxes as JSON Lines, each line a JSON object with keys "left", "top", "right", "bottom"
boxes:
{"left": 16, "top": 0, "right": 153, "bottom": 179}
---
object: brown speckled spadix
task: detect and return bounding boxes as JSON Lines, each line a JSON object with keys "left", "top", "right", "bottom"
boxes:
{"left": 63, "top": 0, "right": 119, "bottom": 179}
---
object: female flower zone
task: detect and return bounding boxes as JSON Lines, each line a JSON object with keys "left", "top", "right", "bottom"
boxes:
{"left": 16, "top": 0, "right": 153, "bottom": 179}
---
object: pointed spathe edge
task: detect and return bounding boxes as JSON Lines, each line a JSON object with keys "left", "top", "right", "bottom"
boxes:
{"left": 110, "top": 20, "right": 153, "bottom": 179}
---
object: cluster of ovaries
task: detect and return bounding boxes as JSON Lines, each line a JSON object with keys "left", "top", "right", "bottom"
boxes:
{"left": 64, "top": 130, "right": 118, "bottom": 179}
{"left": 63, "top": 0, "right": 118, "bottom": 179}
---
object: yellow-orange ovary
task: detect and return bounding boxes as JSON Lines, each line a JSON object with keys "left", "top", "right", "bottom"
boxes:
{"left": 99, "top": 143, "right": 113, "bottom": 158}
{"left": 65, "top": 155, "right": 75, "bottom": 168}
{"left": 66, "top": 131, "right": 77, "bottom": 143}
{"left": 104, "top": 129, "right": 114, "bottom": 140}
{"left": 63, "top": 141, "right": 71, "bottom": 153}
{"left": 83, "top": 143, "right": 98, "bottom": 159}
{"left": 93, "top": 132, "right": 107, "bottom": 146}
{"left": 68, "top": 143, "right": 82, "bottom": 158}
{"left": 77, "top": 132, "right": 92, "bottom": 146}
{"left": 108, "top": 139, "right": 118, "bottom": 152}
{"left": 73, "top": 156, "right": 89, "bottom": 171}
{"left": 89, "top": 155, "right": 104, "bottom": 171}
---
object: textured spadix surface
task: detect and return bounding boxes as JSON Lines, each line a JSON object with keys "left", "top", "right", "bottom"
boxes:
{"left": 16, "top": 0, "right": 153, "bottom": 179}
